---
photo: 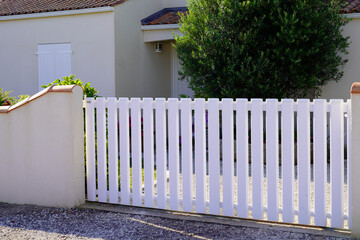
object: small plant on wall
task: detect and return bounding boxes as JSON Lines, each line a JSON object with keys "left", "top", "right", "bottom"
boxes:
{"left": 41, "top": 74, "right": 100, "bottom": 98}
{"left": 0, "top": 88, "right": 29, "bottom": 106}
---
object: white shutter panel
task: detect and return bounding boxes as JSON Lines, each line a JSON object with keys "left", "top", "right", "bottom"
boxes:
{"left": 55, "top": 44, "right": 72, "bottom": 79}
{"left": 37, "top": 43, "right": 72, "bottom": 90}
{"left": 37, "top": 45, "right": 55, "bottom": 90}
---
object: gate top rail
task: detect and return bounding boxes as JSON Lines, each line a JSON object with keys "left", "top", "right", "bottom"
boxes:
{"left": 83, "top": 97, "right": 351, "bottom": 113}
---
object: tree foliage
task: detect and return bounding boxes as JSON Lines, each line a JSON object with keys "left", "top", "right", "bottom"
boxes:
{"left": 174, "top": 0, "right": 350, "bottom": 99}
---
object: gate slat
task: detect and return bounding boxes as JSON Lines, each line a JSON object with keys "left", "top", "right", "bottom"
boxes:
{"left": 347, "top": 100, "right": 352, "bottom": 228}
{"left": 96, "top": 98, "right": 108, "bottom": 203}
{"left": 330, "top": 99, "right": 344, "bottom": 228}
{"left": 313, "top": 100, "right": 327, "bottom": 226}
{"left": 222, "top": 99, "right": 234, "bottom": 216}
{"left": 266, "top": 99, "right": 279, "bottom": 221}
{"left": 208, "top": 99, "right": 220, "bottom": 215}
{"left": 281, "top": 99, "right": 295, "bottom": 223}
{"left": 236, "top": 99, "right": 249, "bottom": 218}
{"left": 85, "top": 98, "right": 96, "bottom": 201}
{"left": 168, "top": 98, "right": 180, "bottom": 210}
{"left": 195, "top": 99, "right": 206, "bottom": 213}
{"left": 131, "top": 98, "right": 142, "bottom": 206}
{"left": 143, "top": 98, "right": 155, "bottom": 208}
{"left": 155, "top": 98, "right": 167, "bottom": 209}
{"left": 297, "top": 99, "right": 311, "bottom": 224}
{"left": 119, "top": 98, "right": 130, "bottom": 205}
{"left": 251, "top": 99, "right": 264, "bottom": 220}
{"left": 181, "top": 99, "right": 193, "bottom": 212}
{"left": 83, "top": 97, "right": 348, "bottom": 228}
{"left": 108, "top": 98, "right": 119, "bottom": 204}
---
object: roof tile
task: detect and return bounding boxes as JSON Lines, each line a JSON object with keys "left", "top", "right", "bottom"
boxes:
{"left": 142, "top": 2, "right": 360, "bottom": 26}
{"left": 0, "top": 0, "right": 125, "bottom": 16}
{"left": 342, "top": 0, "right": 360, "bottom": 13}
{"left": 141, "top": 7, "right": 187, "bottom": 25}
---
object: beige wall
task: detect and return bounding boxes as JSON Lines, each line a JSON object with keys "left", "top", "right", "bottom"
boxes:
{"left": 351, "top": 86, "right": 360, "bottom": 237}
{"left": 0, "top": 86, "right": 84, "bottom": 208}
{"left": 163, "top": 0, "right": 187, "bottom": 7}
{"left": 0, "top": 12, "right": 116, "bottom": 97}
{"left": 321, "top": 18, "right": 360, "bottom": 100}
{"left": 114, "top": 0, "right": 172, "bottom": 98}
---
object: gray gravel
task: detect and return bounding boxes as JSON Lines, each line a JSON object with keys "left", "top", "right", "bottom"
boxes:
{"left": 0, "top": 203, "right": 352, "bottom": 240}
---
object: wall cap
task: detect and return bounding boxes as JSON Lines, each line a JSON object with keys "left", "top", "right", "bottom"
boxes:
{"left": 351, "top": 82, "right": 360, "bottom": 94}
{"left": 0, "top": 85, "right": 83, "bottom": 114}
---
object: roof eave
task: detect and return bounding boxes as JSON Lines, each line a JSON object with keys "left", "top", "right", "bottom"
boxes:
{"left": 0, "top": 6, "right": 114, "bottom": 21}
{"left": 342, "top": 12, "right": 360, "bottom": 18}
{"left": 141, "top": 24, "right": 179, "bottom": 31}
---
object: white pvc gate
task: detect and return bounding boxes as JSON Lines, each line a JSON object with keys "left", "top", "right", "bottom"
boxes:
{"left": 84, "top": 98, "right": 351, "bottom": 229}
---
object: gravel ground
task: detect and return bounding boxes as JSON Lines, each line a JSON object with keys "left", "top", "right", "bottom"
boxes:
{"left": 0, "top": 203, "right": 351, "bottom": 240}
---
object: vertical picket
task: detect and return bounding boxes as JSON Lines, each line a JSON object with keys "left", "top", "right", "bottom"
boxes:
{"left": 131, "top": 98, "right": 142, "bottom": 206}
{"left": 195, "top": 99, "right": 206, "bottom": 213}
{"left": 155, "top": 98, "right": 167, "bottom": 209}
{"left": 143, "top": 98, "right": 155, "bottom": 208}
{"left": 168, "top": 98, "right": 180, "bottom": 210}
{"left": 208, "top": 99, "right": 220, "bottom": 215}
{"left": 96, "top": 98, "right": 108, "bottom": 203}
{"left": 313, "top": 100, "right": 327, "bottom": 226}
{"left": 119, "top": 98, "right": 130, "bottom": 205}
{"left": 347, "top": 100, "right": 352, "bottom": 228}
{"left": 266, "top": 99, "right": 279, "bottom": 221}
{"left": 85, "top": 98, "right": 96, "bottom": 201}
{"left": 281, "top": 99, "right": 295, "bottom": 223}
{"left": 108, "top": 98, "right": 119, "bottom": 204}
{"left": 330, "top": 99, "right": 344, "bottom": 228}
{"left": 251, "top": 99, "right": 264, "bottom": 220}
{"left": 297, "top": 99, "right": 311, "bottom": 224}
{"left": 222, "top": 99, "right": 235, "bottom": 216}
{"left": 236, "top": 99, "right": 249, "bottom": 218}
{"left": 181, "top": 99, "right": 194, "bottom": 212}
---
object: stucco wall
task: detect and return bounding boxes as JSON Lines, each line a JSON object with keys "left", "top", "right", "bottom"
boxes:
{"left": 321, "top": 18, "right": 360, "bottom": 100}
{"left": 0, "top": 12, "right": 116, "bottom": 97}
{"left": 163, "top": 0, "right": 187, "bottom": 7}
{"left": 114, "top": 0, "right": 172, "bottom": 98}
{"left": 0, "top": 85, "right": 84, "bottom": 208}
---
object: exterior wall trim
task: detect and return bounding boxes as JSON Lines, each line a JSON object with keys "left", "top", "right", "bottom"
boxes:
{"left": 0, "top": 7, "right": 114, "bottom": 21}
{"left": 141, "top": 24, "right": 179, "bottom": 30}
{"left": 342, "top": 13, "right": 360, "bottom": 19}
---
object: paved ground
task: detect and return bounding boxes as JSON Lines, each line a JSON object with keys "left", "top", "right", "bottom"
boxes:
{"left": 0, "top": 203, "right": 352, "bottom": 240}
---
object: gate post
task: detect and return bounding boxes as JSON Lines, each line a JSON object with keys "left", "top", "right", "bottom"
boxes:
{"left": 350, "top": 83, "right": 360, "bottom": 237}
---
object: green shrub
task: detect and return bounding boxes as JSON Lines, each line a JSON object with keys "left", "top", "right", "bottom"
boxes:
{"left": 0, "top": 88, "right": 29, "bottom": 106}
{"left": 175, "top": 0, "right": 350, "bottom": 99}
{"left": 41, "top": 74, "right": 100, "bottom": 98}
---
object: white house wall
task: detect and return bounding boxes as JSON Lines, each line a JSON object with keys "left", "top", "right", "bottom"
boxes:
{"left": 143, "top": 29, "right": 182, "bottom": 43}
{"left": 321, "top": 18, "right": 360, "bottom": 100}
{"left": 163, "top": 0, "right": 187, "bottom": 8}
{"left": 114, "top": 1, "right": 172, "bottom": 98}
{"left": 0, "top": 12, "right": 116, "bottom": 97}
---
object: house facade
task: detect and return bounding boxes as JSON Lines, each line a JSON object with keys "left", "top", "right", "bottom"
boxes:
{"left": 321, "top": 11, "right": 360, "bottom": 99}
{"left": 0, "top": 0, "right": 359, "bottom": 99}
{"left": 0, "top": 0, "right": 176, "bottom": 98}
